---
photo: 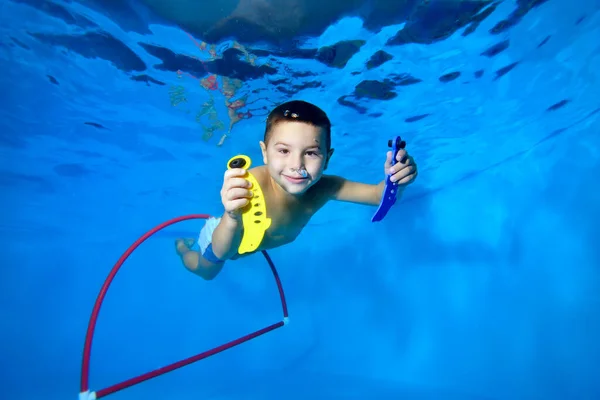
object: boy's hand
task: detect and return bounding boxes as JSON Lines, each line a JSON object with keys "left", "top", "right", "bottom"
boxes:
{"left": 220, "top": 168, "right": 253, "bottom": 219}
{"left": 385, "top": 149, "right": 417, "bottom": 187}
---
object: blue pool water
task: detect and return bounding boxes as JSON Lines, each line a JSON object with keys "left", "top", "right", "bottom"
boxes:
{"left": 1, "top": 0, "right": 599, "bottom": 399}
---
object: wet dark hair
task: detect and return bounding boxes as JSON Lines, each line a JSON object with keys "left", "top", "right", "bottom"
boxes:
{"left": 264, "top": 100, "right": 332, "bottom": 151}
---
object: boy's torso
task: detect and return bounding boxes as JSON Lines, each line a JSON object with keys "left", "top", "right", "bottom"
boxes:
{"left": 235, "top": 165, "right": 331, "bottom": 256}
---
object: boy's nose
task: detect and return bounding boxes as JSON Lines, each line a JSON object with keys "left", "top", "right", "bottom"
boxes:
{"left": 290, "top": 156, "right": 304, "bottom": 169}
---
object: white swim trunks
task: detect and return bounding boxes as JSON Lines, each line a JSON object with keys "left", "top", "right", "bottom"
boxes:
{"left": 197, "top": 217, "right": 224, "bottom": 264}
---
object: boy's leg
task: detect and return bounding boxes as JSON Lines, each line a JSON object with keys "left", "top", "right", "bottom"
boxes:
{"left": 175, "top": 238, "right": 200, "bottom": 270}
{"left": 175, "top": 217, "right": 226, "bottom": 280}
{"left": 175, "top": 239, "right": 224, "bottom": 280}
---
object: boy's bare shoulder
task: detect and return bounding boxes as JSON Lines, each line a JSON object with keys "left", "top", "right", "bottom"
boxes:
{"left": 248, "top": 165, "right": 270, "bottom": 185}
{"left": 248, "top": 165, "right": 274, "bottom": 198}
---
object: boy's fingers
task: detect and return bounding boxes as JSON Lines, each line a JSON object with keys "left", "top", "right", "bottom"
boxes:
{"left": 389, "top": 156, "right": 413, "bottom": 174}
{"left": 226, "top": 177, "right": 252, "bottom": 190}
{"left": 395, "top": 149, "right": 408, "bottom": 163}
{"left": 391, "top": 165, "right": 416, "bottom": 182}
{"left": 398, "top": 156, "right": 415, "bottom": 172}
{"left": 226, "top": 187, "right": 252, "bottom": 200}
{"left": 384, "top": 151, "right": 392, "bottom": 167}
{"left": 227, "top": 198, "right": 250, "bottom": 211}
{"left": 224, "top": 168, "right": 246, "bottom": 180}
{"left": 396, "top": 171, "right": 417, "bottom": 185}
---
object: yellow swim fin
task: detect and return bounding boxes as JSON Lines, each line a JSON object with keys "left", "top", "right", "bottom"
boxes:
{"left": 227, "top": 155, "right": 272, "bottom": 254}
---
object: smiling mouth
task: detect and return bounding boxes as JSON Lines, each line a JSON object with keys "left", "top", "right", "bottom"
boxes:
{"left": 283, "top": 175, "right": 308, "bottom": 183}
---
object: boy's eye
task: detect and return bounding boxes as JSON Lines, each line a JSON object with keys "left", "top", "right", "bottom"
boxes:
{"left": 276, "top": 148, "right": 320, "bottom": 156}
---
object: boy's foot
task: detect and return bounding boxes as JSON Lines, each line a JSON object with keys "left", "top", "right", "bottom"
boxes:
{"left": 175, "top": 238, "right": 195, "bottom": 256}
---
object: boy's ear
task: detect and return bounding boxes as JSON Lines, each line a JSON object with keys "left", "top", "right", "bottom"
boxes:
{"left": 324, "top": 148, "right": 334, "bottom": 170}
{"left": 260, "top": 141, "right": 268, "bottom": 164}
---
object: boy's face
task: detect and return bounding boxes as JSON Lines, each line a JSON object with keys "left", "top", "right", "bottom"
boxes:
{"left": 260, "top": 121, "right": 333, "bottom": 196}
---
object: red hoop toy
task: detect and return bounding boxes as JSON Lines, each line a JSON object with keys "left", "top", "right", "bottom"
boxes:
{"left": 79, "top": 214, "right": 289, "bottom": 400}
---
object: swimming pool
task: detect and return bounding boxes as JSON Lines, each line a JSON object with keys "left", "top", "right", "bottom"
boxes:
{"left": 1, "top": 0, "right": 599, "bottom": 399}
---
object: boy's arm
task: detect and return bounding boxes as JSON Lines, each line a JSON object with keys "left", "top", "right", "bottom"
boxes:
{"left": 320, "top": 175, "right": 399, "bottom": 206}
{"left": 209, "top": 166, "right": 269, "bottom": 261}
{"left": 210, "top": 213, "right": 243, "bottom": 261}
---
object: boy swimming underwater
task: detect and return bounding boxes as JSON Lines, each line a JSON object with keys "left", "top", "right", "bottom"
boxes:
{"left": 176, "top": 100, "right": 418, "bottom": 280}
